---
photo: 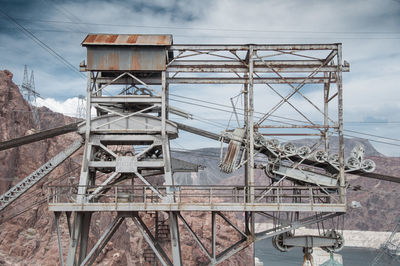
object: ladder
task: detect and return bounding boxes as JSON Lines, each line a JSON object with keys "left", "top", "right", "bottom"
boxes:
{"left": 0, "top": 139, "right": 82, "bottom": 212}
{"left": 144, "top": 212, "right": 170, "bottom": 265}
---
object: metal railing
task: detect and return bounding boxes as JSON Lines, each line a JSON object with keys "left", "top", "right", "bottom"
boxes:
{"left": 47, "top": 184, "right": 341, "bottom": 205}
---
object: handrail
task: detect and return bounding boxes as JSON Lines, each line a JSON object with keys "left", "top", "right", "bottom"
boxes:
{"left": 48, "top": 184, "right": 341, "bottom": 205}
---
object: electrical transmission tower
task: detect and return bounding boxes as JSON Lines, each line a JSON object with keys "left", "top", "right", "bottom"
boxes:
{"left": 20, "top": 65, "right": 40, "bottom": 127}
{"left": 371, "top": 217, "right": 400, "bottom": 266}
{"left": 76, "top": 95, "right": 86, "bottom": 119}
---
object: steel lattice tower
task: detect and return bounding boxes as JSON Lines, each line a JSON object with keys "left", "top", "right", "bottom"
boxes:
{"left": 20, "top": 65, "right": 40, "bottom": 126}
{"left": 76, "top": 94, "right": 86, "bottom": 119}
{"left": 371, "top": 217, "right": 400, "bottom": 266}
{"left": 46, "top": 35, "right": 356, "bottom": 265}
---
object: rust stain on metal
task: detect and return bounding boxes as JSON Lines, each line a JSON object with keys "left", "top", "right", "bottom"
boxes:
{"left": 85, "top": 34, "right": 97, "bottom": 43}
{"left": 131, "top": 54, "right": 141, "bottom": 70}
{"left": 97, "top": 56, "right": 106, "bottom": 70}
{"left": 82, "top": 34, "right": 172, "bottom": 46}
{"left": 105, "top": 35, "right": 118, "bottom": 43}
{"left": 157, "top": 35, "right": 167, "bottom": 45}
{"left": 127, "top": 35, "right": 138, "bottom": 43}
{"left": 108, "top": 52, "right": 119, "bottom": 70}
{"left": 223, "top": 142, "right": 238, "bottom": 165}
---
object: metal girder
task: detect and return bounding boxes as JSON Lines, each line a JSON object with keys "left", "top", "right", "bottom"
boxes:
{"left": 209, "top": 213, "right": 343, "bottom": 264}
{"left": 132, "top": 213, "right": 172, "bottom": 266}
{"left": 169, "top": 212, "right": 182, "bottom": 266}
{"left": 174, "top": 122, "right": 221, "bottom": 141}
{"left": 48, "top": 202, "right": 346, "bottom": 212}
{"left": 0, "top": 122, "right": 80, "bottom": 151}
{"left": 55, "top": 212, "right": 65, "bottom": 266}
{"left": 169, "top": 60, "right": 335, "bottom": 67}
{"left": 91, "top": 96, "right": 161, "bottom": 103}
{"left": 216, "top": 211, "right": 247, "bottom": 238}
{"left": 66, "top": 213, "right": 83, "bottom": 266}
{"left": 177, "top": 213, "right": 213, "bottom": 261}
{"left": 211, "top": 238, "right": 252, "bottom": 266}
{"left": 273, "top": 165, "right": 338, "bottom": 186}
{"left": 211, "top": 211, "right": 216, "bottom": 261}
{"left": 87, "top": 172, "right": 119, "bottom": 201}
{"left": 255, "top": 212, "right": 342, "bottom": 241}
{"left": 282, "top": 235, "right": 338, "bottom": 248}
{"left": 169, "top": 44, "right": 341, "bottom": 50}
{"left": 87, "top": 160, "right": 164, "bottom": 169}
{"left": 78, "top": 213, "right": 92, "bottom": 265}
{"left": 93, "top": 76, "right": 336, "bottom": 85}
{"left": 80, "top": 216, "right": 125, "bottom": 266}
{"left": 0, "top": 139, "right": 82, "bottom": 213}
{"left": 167, "top": 77, "right": 333, "bottom": 84}
{"left": 168, "top": 65, "right": 348, "bottom": 73}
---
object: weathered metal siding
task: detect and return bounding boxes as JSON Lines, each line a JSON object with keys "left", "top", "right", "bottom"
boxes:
{"left": 86, "top": 46, "right": 167, "bottom": 71}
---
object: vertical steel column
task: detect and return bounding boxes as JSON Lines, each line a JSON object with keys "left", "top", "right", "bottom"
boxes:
{"left": 76, "top": 71, "right": 93, "bottom": 203}
{"left": 211, "top": 211, "right": 216, "bottom": 262}
{"left": 323, "top": 72, "right": 330, "bottom": 151}
{"left": 244, "top": 69, "right": 251, "bottom": 235}
{"left": 169, "top": 211, "right": 182, "bottom": 266}
{"left": 78, "top": 212, "right": 92, "bottom": 265}
{"left": 248, "top": 46, "right": 256, "bottom": 266}
{"left": 161, "top": 71, "right": 174, "bottom": 200}
{"left": 66, "top": 211, "right": 72, "bottom": 237}
{"left": 66, "top": 213, "right": 83, "bottom": 266}
{"left": 248, "top": 46, "right": 255, "bottom": 205}
{"left": 336, "top": 44, "right": 345, "bottom": 204}
{"left": 55, "top": 212, "right": 65, "bottom": 266}
{"left": 67, "top": 72, "right": 93, "bottom": 266}
{"left": 162, "top": 70, "right": 181, "bottom": 265}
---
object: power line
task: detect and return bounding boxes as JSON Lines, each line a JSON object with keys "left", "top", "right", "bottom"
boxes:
{"left": 333, "top": 132, "right": 400, "bottom": 147}
{"left": 170, "top": 93, "right": 400, "bottom": 127}
{"left": 0, "top": 9, "right": 85, "bottom": 79}
{"left": 1, "top": 9, "right": 397, "bottom": 147}
{"left": 1, "top": 25, "right": 400, "bottom": 40}
{"left": 169, "top": 97, "right": 296, "bottom": 127}
{"left": 170, "top": 96, "right": 400, "bottom": 145}
{"left": 11, "top": 17, "right": 400, "bottom": 36}
{"left": 344, "top": 129, "right": 400, "bottom": 142}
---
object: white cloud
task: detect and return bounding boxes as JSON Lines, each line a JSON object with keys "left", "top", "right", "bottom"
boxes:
{"left": 36, "top": 97, "right": 81, "bottom": 117}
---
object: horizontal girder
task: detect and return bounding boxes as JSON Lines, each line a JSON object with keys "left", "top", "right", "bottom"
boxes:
{"left": 48, "top": 202, "right": 346, "bottom": 212}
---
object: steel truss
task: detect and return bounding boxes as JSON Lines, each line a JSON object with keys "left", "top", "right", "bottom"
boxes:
{"left": 49, "top": 40, "right": 349, "bottom": 265}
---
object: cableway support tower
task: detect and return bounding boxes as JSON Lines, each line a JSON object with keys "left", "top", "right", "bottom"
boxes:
{"left": 45, "top": 34, "right": 354, "bottom": 265}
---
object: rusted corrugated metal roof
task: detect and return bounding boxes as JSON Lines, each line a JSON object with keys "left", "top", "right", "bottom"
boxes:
{"left": 82, "top": 34, "right": 172, "bottom": 46}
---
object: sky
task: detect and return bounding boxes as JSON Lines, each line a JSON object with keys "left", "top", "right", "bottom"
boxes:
{"left": 0, "top": 0, "right": 399, "bottom": 156}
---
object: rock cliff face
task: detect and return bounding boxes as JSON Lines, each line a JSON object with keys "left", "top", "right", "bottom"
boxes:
{"left": 0, "top": 70, "right": 79, "bottom": 194}
{"left": 0, "top": 70, "right": 252, "bottom": 265}
{"left": 0, "top": 69, "right": 82, "bottom": 265}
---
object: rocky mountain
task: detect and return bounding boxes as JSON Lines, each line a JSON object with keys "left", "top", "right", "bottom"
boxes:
{"left": 0, "top": 70, "right": 251, "bottom": 265}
